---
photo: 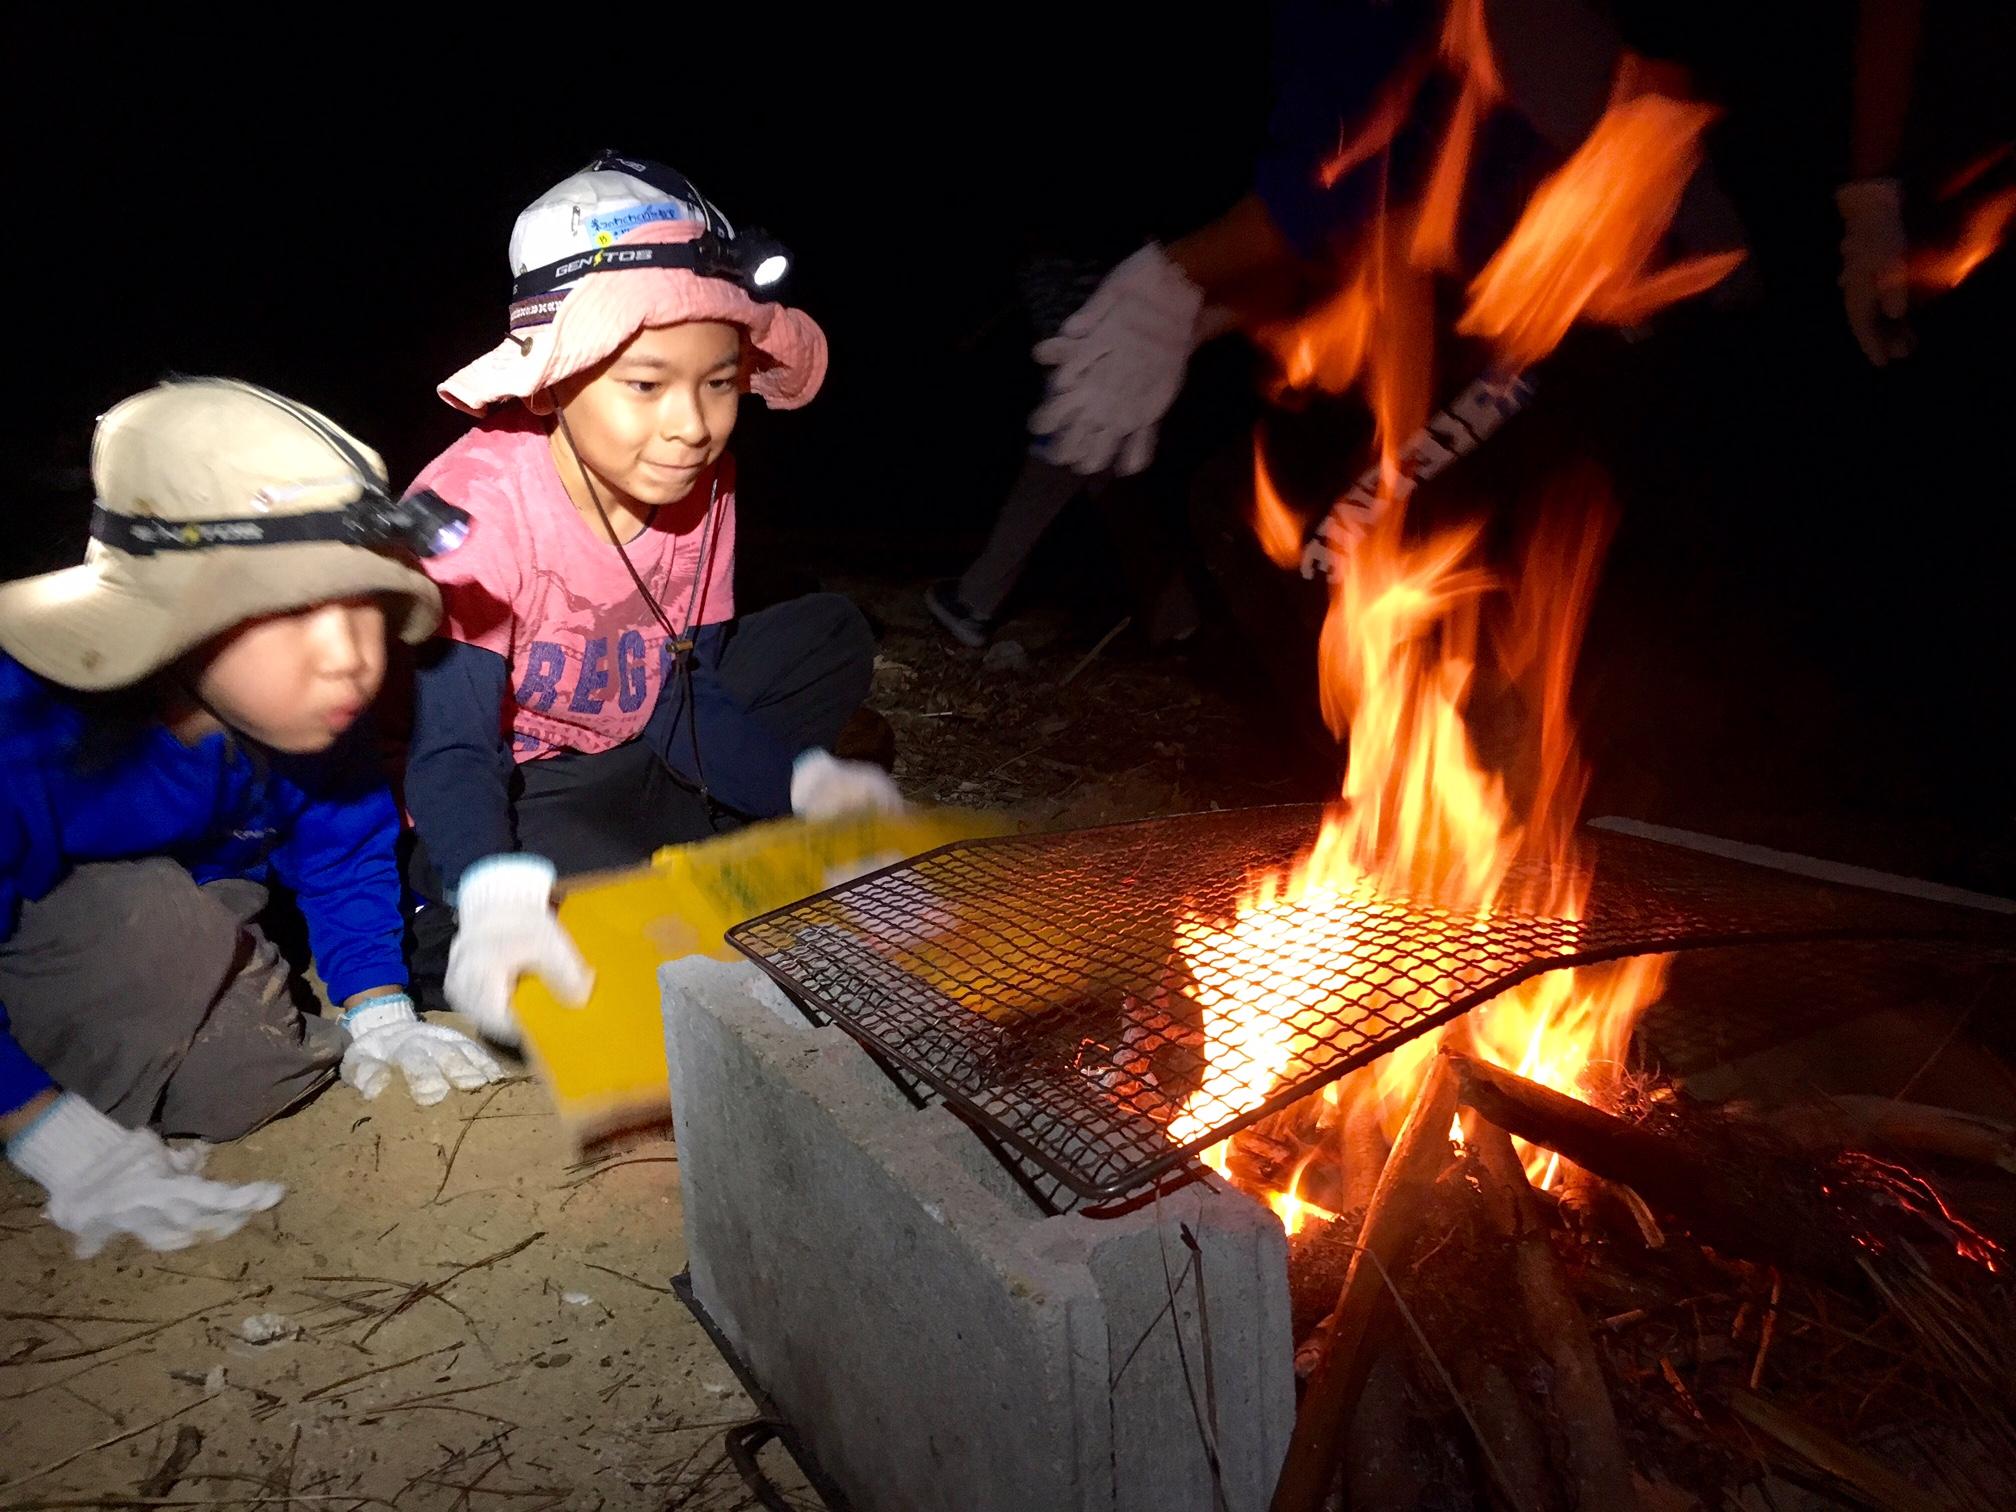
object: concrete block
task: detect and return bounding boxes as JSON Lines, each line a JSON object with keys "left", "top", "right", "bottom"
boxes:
{"left": 663, "top": 958, "right": 1294, "bottom": 1512}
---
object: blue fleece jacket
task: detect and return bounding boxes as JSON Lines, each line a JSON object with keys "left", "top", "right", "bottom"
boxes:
{"left": 0, "top": 656, "right": 407, "bottom": 1115}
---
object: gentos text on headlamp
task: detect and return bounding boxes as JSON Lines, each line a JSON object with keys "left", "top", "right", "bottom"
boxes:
{"left": 92, "top": 485, "right": 471, "bottom": 561}
{"left": 511, "top": 226, "right": 793, "bottom": 308}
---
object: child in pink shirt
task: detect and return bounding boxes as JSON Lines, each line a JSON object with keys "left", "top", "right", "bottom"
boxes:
{"left": 403, "top": 154, "right": 900, "bottom": 1043}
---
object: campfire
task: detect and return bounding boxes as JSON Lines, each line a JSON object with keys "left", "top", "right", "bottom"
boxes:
{"left": 726, "top": 13, "right": 2016, "bottom": 1510}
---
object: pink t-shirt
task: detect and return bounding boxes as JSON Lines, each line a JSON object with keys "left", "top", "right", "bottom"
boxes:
{"left": 412, "top": 411, "right": 738, "bottom": 760}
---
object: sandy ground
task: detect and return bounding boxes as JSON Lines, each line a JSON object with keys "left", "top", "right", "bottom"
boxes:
{"left": 0, "top": 1064, "right": 819, "bottom": 1510}
{"left": 1, "top": 580, "right": 1258, "bottom": 1510}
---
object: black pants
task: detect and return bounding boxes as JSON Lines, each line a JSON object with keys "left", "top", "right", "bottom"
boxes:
{"left": 406, "top": 593, "right": 875, "bottom": 1003}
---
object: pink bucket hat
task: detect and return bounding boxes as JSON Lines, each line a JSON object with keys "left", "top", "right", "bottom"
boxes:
{"left": 439, "top": 154, "right": 829, "bottom": 417}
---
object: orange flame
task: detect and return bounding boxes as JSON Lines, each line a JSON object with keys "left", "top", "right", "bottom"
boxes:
{"left": 1252, "top": 443, "right": 1307, "bottom": 571}
{"left": 1268, "top": 211, "right": 1434, "bottom": 487}
{"left": 1909, "top": 185, "right": 2016, "bottom": 293}
{"left": 1319, "top": 51, "right": 1433, "bottom": 191}
{"left": 1169, "top": 34, "right": 1784, "bottom": 1216}
{"left": 1410, "top": 0, "right": 1505, "bottom": 271}
{"left": 1458, "top": 93, "right": 1743, "bottom": 371}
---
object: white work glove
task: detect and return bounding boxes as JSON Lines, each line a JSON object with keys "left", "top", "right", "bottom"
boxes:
{"left": 5, "top": 1093, "right": 284, "bottom": 1259}
{"left": 791, "top": 748, "right": 905, "bottom": 820}
{"left": 1030, "top": 242, "right": 1205, "bottom": 477}
{"left": 444, "top": 855, "right": 594, "bottom": 1047}
{"left": 339, "top": 992, "right": 505, "bottom": 1107}
{"left": 1836, "top": 178, "right": 1912, "bottom": 366}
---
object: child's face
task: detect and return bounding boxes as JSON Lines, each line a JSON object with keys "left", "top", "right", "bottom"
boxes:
{"left": 555, "top": 321, "right": 743, "bottom": 510}
{"left": 189, "top": 597, "right": 388, "bottom": 753}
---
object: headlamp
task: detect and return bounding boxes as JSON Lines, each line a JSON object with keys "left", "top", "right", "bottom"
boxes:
{"left": 511, "top": 227, "right": 793, "bottom": 307}
{"left": 92, "top": 485, "right": 471, "bottom": 560}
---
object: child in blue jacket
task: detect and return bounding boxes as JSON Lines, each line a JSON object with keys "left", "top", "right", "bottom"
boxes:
{"left": 0, "top": 379, "right": 502, "bottom": 1259}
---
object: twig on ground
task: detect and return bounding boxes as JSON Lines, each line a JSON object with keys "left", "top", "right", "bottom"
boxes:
{"left": 581, "top": 1262, "right": 674, "bottom": 1295}
{"left": 432, "top": 1081, "right": 524, "bottom": 1204}
{"left": 357, "top": 1233, "right": 542, "bottom": 1346}
{"left": 299, "top": 1343, "right": 462, "bottom": 1402}
{"left": 558, "top": 1156, "right": 679, "bottom": 1189}
{"left": 1061, "top": 616, "right": 1133, "bottom": 687}
{"left": 1, "top": 1396, "right": 210, "bottom": 1495}
{"left": 0, "top": 1291, "right": 269, "bottom": 1368}
{"left": 0, "top": 1350, "right": 149, "bottom": 1401}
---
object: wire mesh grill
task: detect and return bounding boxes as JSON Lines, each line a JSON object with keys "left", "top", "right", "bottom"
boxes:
{"left": 727, "top": 805, "right": 2015, "bottom": 1200}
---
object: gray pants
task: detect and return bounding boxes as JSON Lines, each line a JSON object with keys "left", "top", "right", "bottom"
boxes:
{"left": 0, "top": 860, "right": 343, "bottom": 1141}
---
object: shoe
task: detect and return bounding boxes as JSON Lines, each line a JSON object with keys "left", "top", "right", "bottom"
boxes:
{"left": 926, "top": 581, "right": 993, "bottom": 649}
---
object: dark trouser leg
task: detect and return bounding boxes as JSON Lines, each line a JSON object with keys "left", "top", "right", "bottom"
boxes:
{"left": 710, "top": 592, "right": 876, "bottom": 760}
{"left": 957, "top": 453, "right": 1087, "bottom": 621}
{"left": 0, "top": 860, "right": 338, "bottom": 1141}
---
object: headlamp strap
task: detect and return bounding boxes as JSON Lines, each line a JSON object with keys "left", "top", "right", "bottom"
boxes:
{"left": 92, "top": 502, "right": 373, "bottom": 556}
{"left": 509, "top": 234, "right": 775, "bottom": 313}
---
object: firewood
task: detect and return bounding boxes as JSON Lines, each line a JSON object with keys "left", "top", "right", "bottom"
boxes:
{"left": 1271, "top": 1050, "right": 1461, "bottom": 1512}
{"left": 1470, "top": 1120, "right": 1638, "bottom": 1512}
{"left": 1738, "top": 1096, "right": 2016, "bottom": 1176}
{"left": 1443, "top": 1050, "right": 1847, "bottom": 1279}
{"left": 1344, "top": 1357, "right": 1436, "bottom": 1511}
{"left": 1726, "top": 1388, "right": 1957, "bottom": 1512}
{"left": 1451, "top": 1352, "right": 1555, "bottom": 1512}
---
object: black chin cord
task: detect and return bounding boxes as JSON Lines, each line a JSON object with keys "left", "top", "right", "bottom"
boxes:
{"left": 553, "top": 412, "right": 724, "bottom": 815}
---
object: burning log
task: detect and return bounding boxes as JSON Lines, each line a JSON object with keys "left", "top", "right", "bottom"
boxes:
{"left": 1469, "top": 1118, "right": 1639, "bottom": 1511}
{"left": 1443, "top": 1050, "right": 1848, "bottom": 1280}
{"left": 1271, "top": 1050, "right": 1460, "bottom": 1512}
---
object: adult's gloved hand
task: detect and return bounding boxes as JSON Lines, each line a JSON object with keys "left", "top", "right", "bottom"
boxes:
{"left": 5, "top": 1093, "right": 284, "bottom": 1258}
{"left": 1030, "top": 243, "right": 1205, "bottom": 477}
{"left": 791, "top": 749, "right": 905, "bottom": 820}
{"left": 339, "top": 992, "right": 505, "bottom": 1107}
{"left": 444, "top": 855, "right": 594, "bottom": 1047}
{"left": 1836, "top": 178, "right": 1913, "bottom": 366}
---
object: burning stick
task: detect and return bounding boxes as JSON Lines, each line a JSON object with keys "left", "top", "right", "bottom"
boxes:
{"left": 1443, "top": 1050, "right": 1847, "bottom": 1280}
{"left": 1270, "top": 1050, "right": 1460, "bottom": 1512}
{"left": 1469, "top": 1118, "right": 1639, "bottom": 1512}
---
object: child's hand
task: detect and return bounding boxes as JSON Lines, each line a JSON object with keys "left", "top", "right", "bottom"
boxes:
{"left": 790, "top": 750, "right": 905, "bottom": 821}
{"left": 5, "top": 1093, "right": 284, "bottom": 1259}
{"left": 339, "top": 993, "right": 506, "bottom": 1106}
{"left": 444, "top": 855, "right": 595, "bottom": 1045}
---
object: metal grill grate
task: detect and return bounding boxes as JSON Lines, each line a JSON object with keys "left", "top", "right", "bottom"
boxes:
{"left": 727, "top": 806, "right": 2015, "bottom": 1200}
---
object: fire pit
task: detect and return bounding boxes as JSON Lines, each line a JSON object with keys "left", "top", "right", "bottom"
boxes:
{"left": 663, "top": 4, "right": 2016, "bottom": 1500}
{"left": 659, "top": 816, "right": 2014, "bottom": 1512}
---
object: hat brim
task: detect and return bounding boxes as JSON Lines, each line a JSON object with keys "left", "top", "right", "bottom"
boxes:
{"left": 0, "top": 544, "right": 442, "bottom": 692}
{"left": 439, "top": 267, "right": 828, "bottom": 417}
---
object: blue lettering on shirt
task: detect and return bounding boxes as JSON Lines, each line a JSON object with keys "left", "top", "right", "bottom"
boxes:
{"left": 516, "top": 642, "right": 566, "bottom": 711}
{"left": 569, "top": 637, "right": 611, "bottom": 714}
{"left": 616, "top": 631, "right": 649, "bottom": 713}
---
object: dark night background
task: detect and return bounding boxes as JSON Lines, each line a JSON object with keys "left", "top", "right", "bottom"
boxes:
{"left": 6, "top": 6, "right": 2012, "bottom": 892}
